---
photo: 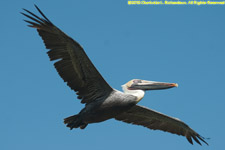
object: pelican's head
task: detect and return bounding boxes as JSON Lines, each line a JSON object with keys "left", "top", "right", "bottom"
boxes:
{"left": 122, "top": 79, "right": 178, "bottom": 102}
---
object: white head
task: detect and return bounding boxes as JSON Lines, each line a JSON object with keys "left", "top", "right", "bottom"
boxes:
{"left": 122, "top": 79, "right": 178, "bottom": 103}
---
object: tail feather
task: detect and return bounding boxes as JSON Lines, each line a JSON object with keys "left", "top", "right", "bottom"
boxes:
{"left": 64, "top": 115, "right": 78, "bottom": 124}
{"left": 64, "top": 114, "right": 87, "bottom": 130}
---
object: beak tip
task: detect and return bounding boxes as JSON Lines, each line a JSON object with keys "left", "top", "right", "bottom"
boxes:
{"left": 174, "top": 83, "right": 178, "bottom": 87}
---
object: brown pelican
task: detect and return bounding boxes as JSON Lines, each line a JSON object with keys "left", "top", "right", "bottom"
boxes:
{"left": 22, "top": 5, "right": 208, "bottom": 145}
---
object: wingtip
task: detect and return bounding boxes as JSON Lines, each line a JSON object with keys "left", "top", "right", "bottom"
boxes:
{"left": 190, "top": 134, "right": 209, "bottom": 146}
{"left": 192, "top": 135, "right": 202, "bottom": 145}
{"left": 200, "top": 136, "right": 209, "bottom": 146}
{"left": 186, "top": 136, "right": 193, "bottom": 145}
{"left": 34, "top": 4, "right": 39, "bottom": 10}
{"left": 33, "top": 4, "right": 53, "bottom": 25}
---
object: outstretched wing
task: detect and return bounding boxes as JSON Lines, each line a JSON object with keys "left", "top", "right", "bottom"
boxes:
{"left": 22, "top": 5, "right": 113, "bottom": 104}
{"left": 115, "top": 105, "right": 208, "bottom": 145}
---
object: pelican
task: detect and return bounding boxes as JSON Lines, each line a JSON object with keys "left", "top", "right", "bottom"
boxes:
{"left": 22, "top": 5, "right": 208, "bottom": 145}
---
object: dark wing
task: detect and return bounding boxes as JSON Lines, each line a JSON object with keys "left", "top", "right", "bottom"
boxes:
{"left": 115, "top": 105, "right": 208, "bottom": 145}
{"left": 22, "top": 5, "right": 113, "bottom": 104}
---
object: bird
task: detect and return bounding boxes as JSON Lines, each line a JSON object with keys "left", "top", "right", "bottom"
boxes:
{"left": 21, "top": 5, "right": 208, "bottom": 146}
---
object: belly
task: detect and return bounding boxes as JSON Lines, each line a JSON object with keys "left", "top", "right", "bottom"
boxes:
{"left": 81, "top": 97, "right": 136, "bottom": 123}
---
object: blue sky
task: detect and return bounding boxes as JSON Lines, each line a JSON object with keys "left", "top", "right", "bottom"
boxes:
{"left": 1, "top": 0, "right": 225, "bottom": 150}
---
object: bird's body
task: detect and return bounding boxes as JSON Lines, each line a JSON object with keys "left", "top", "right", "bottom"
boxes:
{"left": 71, "top": 90, "right": 137, "bottom": 127}
{"left": 22, "top": 5, "right": 208, "bottom": 145}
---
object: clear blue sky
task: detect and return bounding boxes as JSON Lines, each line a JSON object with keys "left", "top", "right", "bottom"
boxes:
{"left": 1, "top": 0, "right": 224, "bottom": 150}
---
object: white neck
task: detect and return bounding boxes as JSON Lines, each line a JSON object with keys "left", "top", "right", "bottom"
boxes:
{"left": 121, "top": 84, "right": 145, "bottom": 103}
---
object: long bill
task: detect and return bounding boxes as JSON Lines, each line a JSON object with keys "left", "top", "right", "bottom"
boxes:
{"left": 130, "top": 80, "right": 178, "bottom": 90}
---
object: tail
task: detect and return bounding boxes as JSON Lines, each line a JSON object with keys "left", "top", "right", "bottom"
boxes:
{"left": 64, "top": 114, "right": 88, "bottom": 130}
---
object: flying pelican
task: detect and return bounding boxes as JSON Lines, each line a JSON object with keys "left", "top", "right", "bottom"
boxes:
{"left": 22, "top": 5, "right": 208, "bottom": 145}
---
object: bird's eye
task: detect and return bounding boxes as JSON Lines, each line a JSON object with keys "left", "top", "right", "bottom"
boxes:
{"left": 133, "top": 79, "right": 142, "bottom": 83}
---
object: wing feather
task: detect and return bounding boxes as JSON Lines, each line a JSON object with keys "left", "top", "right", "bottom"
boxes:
{"left": 115, "top": 105, "right": 208, "bottom": 145}
{"left": 22, "top": 5, "right": 113, "bottom": 104}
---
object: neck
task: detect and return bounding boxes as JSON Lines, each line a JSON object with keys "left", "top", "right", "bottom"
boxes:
{"left": 121, "top": 84, "right": 145, "bottom": 103}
